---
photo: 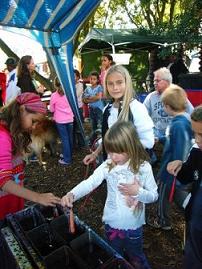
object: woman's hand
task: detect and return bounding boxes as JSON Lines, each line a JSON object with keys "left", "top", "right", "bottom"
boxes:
{"left": 118, "top": 179, "right": 141, "bottom": 196}
{"left": 61, "top": 192, "right": 74, "bottom": 208}
{"left": 38, "top": 193, "right": 61, "bottom": 206}
{"left": 83, "top": 152, "right": 97, "bottom": 165}
{"left": 167, "top": 160, "right": 183, "bottom": 176}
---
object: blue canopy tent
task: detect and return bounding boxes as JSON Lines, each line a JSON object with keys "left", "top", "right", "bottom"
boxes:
{"left": 0, "top": 0, "right": 101, "bottom": 139}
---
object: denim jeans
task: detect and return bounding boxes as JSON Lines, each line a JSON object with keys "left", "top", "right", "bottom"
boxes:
{"left": 73, "top": 108, "right": 86, "bottom": 148}
{"left": 105, "top": 224, "right": 150, "bottom": 269}
{"left": 89, "top": 107, "right": 103, "bottom": 144}
{"left": 56, "top": 122, "right": 73, "bottom": 163}
{"left": 157, "top": 181, "right": 191, "bottom": 227}
{"left": 89, "top": 107, "right": 103, "bottom": 132}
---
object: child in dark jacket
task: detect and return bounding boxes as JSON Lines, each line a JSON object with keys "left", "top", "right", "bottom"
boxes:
{"left": 167, "top": 105, "right": 202, "bottom": 269}
{"left": 149, "top": 85, "right": 193, "bottom": 230}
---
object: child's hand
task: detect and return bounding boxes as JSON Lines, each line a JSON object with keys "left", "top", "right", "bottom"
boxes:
{"left": 82, "top": 98, "right": 88, "bottom": 104}
{"left": 167, "top": 160, "right": 183, "bottom": 176}
{"left": 118, "top": 179, "right": 140, "bottom": 196}
{"left": 83, "top": 153, "right": 96, "bottom": 165}
{"left": 61, "top": 192, "right": 74, "bottom": 208}
{"left": 125, "top": 196, "right": 139, "bottom": 208}
{"left": 38, "top": 193, "right": 61, "bottom": 206}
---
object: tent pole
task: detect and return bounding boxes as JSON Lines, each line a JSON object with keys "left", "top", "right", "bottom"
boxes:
{"left": 112, "top": 44, "right": 115, "bottom": 54}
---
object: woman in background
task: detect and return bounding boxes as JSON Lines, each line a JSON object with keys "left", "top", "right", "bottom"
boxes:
{"left": 17, "top": 55, "right": 44, "bottom": 94}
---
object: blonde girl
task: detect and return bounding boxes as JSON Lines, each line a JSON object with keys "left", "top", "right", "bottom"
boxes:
{"left": 83, "top": 65, "right": 154, "bottom": 164}
{"left": 62, "top": 121, "right": 158, "bottom": 268}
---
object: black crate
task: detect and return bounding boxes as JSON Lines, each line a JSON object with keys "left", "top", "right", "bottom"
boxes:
{"left": 70, "top": 230, "right": 115, "bottom": 269}
{"left": 44, "top": 245, "right": 89, "bottom": 269}
{"left": 6, "top": 206, "right": 131, "bottom": 269}
{"left": 6, "top": 207, "right": 46, "bottom": 268}
{"left": 50, "top": 214, "right": 85, "bottom": 244}
{"left": 101, "top": 257, "right": 135, "bottom": 269}
{"left": 34, "top": 204, "right": 63, "bottom": 222}
{"left": 7, "top": 206, "right": 45, "bottom": 232}
{"left": 26, "top": 223, "right": 66, "bottom": 257}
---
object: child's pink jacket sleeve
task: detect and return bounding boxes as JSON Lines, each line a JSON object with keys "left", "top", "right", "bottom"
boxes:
{"left": 0, "top": 127, "right": 13, "bottom": 188}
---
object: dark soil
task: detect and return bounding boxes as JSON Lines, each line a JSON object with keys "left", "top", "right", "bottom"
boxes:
{"left": 24, "top": 128, "right": 185, "bottom": 269}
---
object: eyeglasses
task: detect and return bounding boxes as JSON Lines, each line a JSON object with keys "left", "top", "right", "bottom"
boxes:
{"left": 153, "top": 79, "right": 163, "bottom": 83}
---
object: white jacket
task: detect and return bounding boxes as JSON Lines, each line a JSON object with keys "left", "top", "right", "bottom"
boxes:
{"left": 107, "top": 99, "right": 155, "bottom": 149}
{"left": 71, "top": 160, "right": 158, "bottom": 230}
{"left": 5, "top": 69, "right": 21, "bottom": 104}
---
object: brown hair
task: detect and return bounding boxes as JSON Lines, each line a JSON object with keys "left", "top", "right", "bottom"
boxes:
{"left": 17, "top": 55, "right": 33, "bottom": 78}
{"left": 74, "top": 69, "right": 80, "bottom": 78}
{"left": 54, "top": 77, "right": 64, "bottom": 96}
{"left": 161, "top": 84, "right": 187, "bottom": 112}
{"left": 104, "top": 121, "right": 149, "bottom": 173}
{"left": 89, "top": 71, "right": 100, "bottom": 85}
{"left": 102, "top": 54, "right": 113, "bottom": 63}
{"left": 0, "top": 100, "right": 32, "bottom": 155}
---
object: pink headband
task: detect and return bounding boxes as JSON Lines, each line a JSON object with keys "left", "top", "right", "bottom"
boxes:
{"left": 16, "top": 93, "right": 47, "bottom": 114}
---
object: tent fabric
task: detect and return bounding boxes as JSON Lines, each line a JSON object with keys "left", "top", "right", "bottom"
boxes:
{"left": 79, "top": 28, "right": 202, "bottom": 54}
{"left": 0, "top": 0, "right": 102, "bottom": 140}
{"left": 79, "top": 28, "right": 171, "bottom": 53}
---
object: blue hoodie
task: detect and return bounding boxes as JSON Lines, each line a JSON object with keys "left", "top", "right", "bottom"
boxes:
{"left": 158, "top": 114, "right": 193, "bottom": 184}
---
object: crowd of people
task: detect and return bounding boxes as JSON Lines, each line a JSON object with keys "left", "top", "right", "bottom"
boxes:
{"left": 0, "top": 53, "right": 201, "bottom": 269}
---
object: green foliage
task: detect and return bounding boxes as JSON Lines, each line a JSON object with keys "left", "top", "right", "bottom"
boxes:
{"left": 81, "top": 52, "right": 101, "bottom": 78}
{"left": 77, "top": 0, "right": 202, "bottom": 91}
{"left": 127, "top": 51, "right": 149, "bottom": 93}
{"left": 76, "top": 0, "right": 202, "bottom": 50}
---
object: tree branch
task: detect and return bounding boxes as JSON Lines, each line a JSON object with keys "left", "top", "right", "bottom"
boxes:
{"left": 169, "top": 0, "right": 176, "bottom": 24}
{"left": 124, "top": 3, "right": 140, "bottom": 27}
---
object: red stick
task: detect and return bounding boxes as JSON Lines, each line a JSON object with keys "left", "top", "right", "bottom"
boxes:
{"left": 69, "top": 208, "right": 75, "bottom": 233}
{"left": 169, "top": 176, "right": 176, "bottom": 203}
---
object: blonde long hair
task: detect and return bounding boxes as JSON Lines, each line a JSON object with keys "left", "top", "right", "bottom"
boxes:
{"left": 104, "top": 65, "right": 135, "bottom": 121}
{"left": 104, "top": 121, "right": 149, "bottom": 173}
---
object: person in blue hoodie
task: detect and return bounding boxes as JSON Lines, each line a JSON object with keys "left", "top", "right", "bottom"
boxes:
{"left": 149, "top": 84, "right": 193, "bottom": 230}
{"left": 167, "top": 105, "right": 202, "bottom": 269}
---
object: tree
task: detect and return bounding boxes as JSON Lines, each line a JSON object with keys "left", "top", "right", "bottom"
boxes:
{"left": 101, "top": 0, "right": 201, "bottom": 36}
{"left": 86, "top": 0, "right": 202, "bottom": 89}
{"left": 77, "top": 0, "right": 201, "bottom": 46}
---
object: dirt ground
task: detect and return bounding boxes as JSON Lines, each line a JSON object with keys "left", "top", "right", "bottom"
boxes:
{"left": 24, "top": 133, "right": 185, "bottom": 269}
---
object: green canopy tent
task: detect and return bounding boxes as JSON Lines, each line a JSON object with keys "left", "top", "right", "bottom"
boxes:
{"left": 79, "top": 28, "right": 202, "bottom": 97}
{"left": 79, "top": 28, "right": 178, "bottom": 54}
{"left": 79, "top": 28, "right": 177, "bottom": 86}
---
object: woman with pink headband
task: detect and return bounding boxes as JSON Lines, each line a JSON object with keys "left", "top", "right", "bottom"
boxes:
{"left": 0, "top": 93, "right": 61, "bottom": 268}
{"left": 0, "top": 93, "right": 61, "bottom": 219}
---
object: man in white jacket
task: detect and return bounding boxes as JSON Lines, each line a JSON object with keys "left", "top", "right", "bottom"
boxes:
{"left": 5, "top": 57, "right": 21, "bottom": 104}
